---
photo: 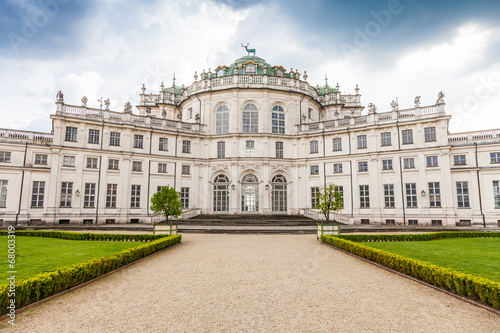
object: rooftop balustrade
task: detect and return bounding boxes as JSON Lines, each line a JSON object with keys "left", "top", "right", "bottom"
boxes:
{"left": 0, "top": 128, "right": 53, "bottom": 144}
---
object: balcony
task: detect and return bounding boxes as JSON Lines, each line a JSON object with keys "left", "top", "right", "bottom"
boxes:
{"left": 0, "top": 128, "right": 53, "bottom": 144}
{"left": 448, "top": 129, "right": 500, "bottom": 146}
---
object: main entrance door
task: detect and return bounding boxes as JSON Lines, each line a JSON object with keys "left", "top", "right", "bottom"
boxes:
{"left": 241, "top": 174, "right": 259, "bottom": 212}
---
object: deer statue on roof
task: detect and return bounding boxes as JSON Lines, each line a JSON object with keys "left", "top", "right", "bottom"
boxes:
{"left": 241, "top": 43, "right": 256, "bottom": 56}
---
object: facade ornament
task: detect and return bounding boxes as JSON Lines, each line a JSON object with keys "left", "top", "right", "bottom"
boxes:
{"left": 161, "top": 107, "right": 166, "bottom": 118}
{"left": 241, "top": 43, "right": 255, "bottom": 56}
{"left": 233, "top": 66, "right": 238, "bottom": 75}
{"left": 81, "top": 96, "right": 88, "bottom": 107}
{"left": 303, "top": 71, "right": 308, "bottom": 81}
{"left": 295, "top": 72, "right": 300, "bottom": 79}
{"left": 145, "top": 107, "right": 151, "bottom": 115}
{"left": 350, "top": 108, "right": 355, "bottom": 115}
{"left": 334, "top": 110, "right": 339, "bottom": 116}
{"left": 368, "top": 103, "right": 377, "bottom": 114}
{"left": 336, "top": 83, "right": 340, "bottom": 91}
{"left": 56, "top": 90, "right": 64, "bottom": 103}
{"left": 262, "top": 65, "right": 267, "bottom": 75}
{"left": 390, "top": 100, "right": 398, "bottom": 111}
{"left": 141, "top": 84, "right": 146, "bottom": 94}
{"left": 104, "top": 98, "right": 110, "bottom": 111}
{"left": 160, "top": 82, "right": 164, "bottom": 91}
{"left": 201, "top": 69, "right": 206, "bottom": 79}
{"left": 301, "top": 114, "right": 306, "bottom": 123}
{"left": 319, "top": 110, "right": 324, "bottom": 120}
{"left": 414, "top": 96, "right": 421, "bottom": 108}
{"left": 97, "top": 97, "right": 103, "bottom": 109}
{"left": 436, "top": 91, "right": 445, "bottom": 104}
{"left": 195, "top": 113, "right": 200, "bottom": 123}
{"left": 177, "top": 110, "right": 182, "bottom": 120}
{"left": 124, "top": 101, "right": 132, "bottom": 113}
{"left": 193, "top": 71, "right": 198, "bottom": 82}
{"left": 355, "top": 84, "right": 360, "bottom": 95}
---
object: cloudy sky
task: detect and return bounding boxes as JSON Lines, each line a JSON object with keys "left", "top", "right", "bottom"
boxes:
{"left": 1, "top": 0, "right": 500, "bottom": 133}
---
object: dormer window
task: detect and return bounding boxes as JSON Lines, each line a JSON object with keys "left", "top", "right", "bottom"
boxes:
{"left": 245, "top": 65, "right": 256, "bottom": 75}
{"left": 217, "top": 69, "right": 224, "bottom": 77}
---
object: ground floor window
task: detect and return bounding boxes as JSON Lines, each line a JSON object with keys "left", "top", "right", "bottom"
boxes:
{"left": 32, "top": 181, "right": 45, "bottom": 207}
{"left": 493, "top": 181, "right": 500, "bottom": 208}
{"left": 242, "top": 174, "right": 259, "bottom": 212}
{"left": 384, "top": 184, "right": 394, "bottom": 208}
{"left": 271, "top": 175, "right": 287, "bottom": 212}
{"left": 428, "top": 182, "right": 441, "bottom": 207}
{"left": 106, "top": 184, "right": 117, "bottom": 208}
{"left": 60, "top": 182, "right": 73, "bottom": 207}
{"left": 84, "top": 183, "right": 96, "bottom": 208}
{"left": 181, "top": 187, "right": 189, "bottom": 209}
{"left": 214, "top": 175, "right": 229, "bottom": 212}
{"left": 0, "top": 180, "right": 7, "bottom": 208}
{"left": 359, "top": 185, "right": 369, "bottom": 208}
{"left": 311, "top": 187, "right": 319, "bottom": 209}
{"left": 131, "top": 185, "right": 141, "bottom": 208}
{"left": 406, "top": 183, "right": 417, "bottom": 208}
{"left": 456, "top": 181, "right": 469, "bottom": 208}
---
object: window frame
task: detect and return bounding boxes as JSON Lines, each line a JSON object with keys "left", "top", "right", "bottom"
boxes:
{"left": 402, "top": 129, "right": 414, "bottom": 145}
{"left": 60, "top": 182, "right": 73, "bottom": 207}
{"left": 424, "top": 127, "right": 437, "bottom": 142}
{"left": 65, "top": 126, "right": 78, "bottom": 142}
{"left": 332, "top": 138, "right": 342, "bottom": 151}
{"left": 310, "top": 165, "right": 319, "bottom": 175}
{"left": 380, "top": 132, "right": 391, "bottom": 146}
{"left": 88, "top": 129, "right": 100, "bottom": 144}
{"left": 130, "top": 185, "right": 141, "bottom": 208}
{"left": 109, "top": 132, "right": 120, "bottom": 146}
{"left": 384, "top": 184, "right": 395, "bottom": 208}
{"left": 134, "top": 134, "right": 144, "bottom": 149}
{"left": 83, "top": 183, "right": 96, "bottom": 208}
{"left": 357, "top": 135, "right": 367, "bottom": 149}
{"left": 428, "top": 182, "right": 441, "bottom": 207}
{"left": 405, "top": 183, "right": 418, "bottom": 208}
{"left": 182, "top": 140, "right": 191, "bottom": 154}
{"left": 456, "top": 181, "right": 470, "bottom": 208}
{"left": 359, "top": 185, "right": 370, "bottom": 208}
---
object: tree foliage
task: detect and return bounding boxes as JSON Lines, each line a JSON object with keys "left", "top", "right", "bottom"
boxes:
{"left": 150, "top": 186, "right": 183, "bottom": 223}
{"left": 317, "top": 183, "right": 343, "bottom": 221}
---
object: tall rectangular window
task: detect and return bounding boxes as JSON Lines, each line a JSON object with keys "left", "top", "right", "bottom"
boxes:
{"left": 31, "top": 181, "right": 45, "bottom": 207}
{"left": 131, "top": 185, "right": 141, "bottom": 208}
{"left": 357, "top": 135, "right": 367, "bottom": 149}
{"left": 181, "top": 187, "right": 189, "bottom": 209}
{"left": 406, "top": 183, "right": 417, "bottom": 208}
{"left": 108, "top": 159, "right": 119, "bottom": 170}
{"left": 88, "top": 129, "right": 100, "bottom": 144}
{"left": 333, "top": 163, "right": 343, "bottom": 173}
{"left": 34, "top": 154, "right": 48, "bottom": 165}
{"left": 83, "top": 183, "right": 96, "bottom": 208}
{"left": 332, "top": 138, "right": 342, "bottom": 151}
{"left": 359, "top": 185, "right": 370, "bottom": 208}
{"left": 335, "top": 186, "right": 344, "bottom": 208}
{"left": 426, "top": 156, "right": 438, "bottom": 167}
{"left": 134, "top": 135, "right": 144, "bottom": 149}
{"left": 384, "top": 184, "right": 395, "bottom": 208}
{"left": 246, "top": 141, "right": 255, "bottom": 157}
{"left": 311, "top": 187, "right": 320, "bottom": 208}
{"left": 159, "top": 137, "right": 168, "bottom": 151}
{"left": 106, "top": 184, "right": 117, "bottom": 208}
{"left": 381, "top": 132, "right": 391, "bottom": 146}
{"left": 132, "top": 161, "right": 142, "bottom": 172}
{"left": 310, "top": 165, "right": 319, "bottom": 175}
{"left": 158, "top": 163, "right": 168, "bottom": 173}
{"left": 217, "top": 141, "right": 225, "bottom": 158}
{"left": 402, "top": 129, "right": 413, "bottom": 144}
{"left": 456, "top": 181, "right": 470, "bottom": 208}
{"left": 428, "top": 182, "right": 441, "bottom": 207}
{"left": 60, "top": 182, "right": 73, "bottom": 207}
{"left": 382, "top": 159, "right": 393, "bottom": 170}
{"left": 63, "top": 156, "right": 75, "bottom": 167}
{"left": 0, "top": 180, "right": 8, "bottom": 208}
{"left": 86, "top": 157, "right": 98, "bottom": 169}
{"left": 276, "top": 142, "right": 284, "bottom": 159}
{"left": 310, "top": 140, "right": 319, "bottom": 154}
{"left": 65, "top": 126, "right": 77, "bottom": 142}
{"left": 490, "top": 153, "right": 500, "bottom": 163}
{"left": 454, "top": 155, "right": 466, "bottom": 165}
{"left": 493, "top": 181, "right": 500, "bottom": 208}
{"left": 181, "top": 165, "right": 190, "bottom": 175}
{"left": 424, "top": 127, "right": 437, "bottom": 142}
{"left": 358, "top": 161, "right": 368, "bottom": 172}
{"left": 403, "top": 158, "right": 415, "bottom": 169}
{"left": 182, "top": 140, "right": 191, "bottom": 153}
{"left": 110, "top": 132, "right": 120, "bottom": 146}
{"left": 0, "top": 152, "right": 11, "bottom": 163}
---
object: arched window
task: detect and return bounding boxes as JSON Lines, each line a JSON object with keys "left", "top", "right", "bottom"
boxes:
{"left": 242, "top": 174, "right": 259, "bottom": 212}
{"left": 216, "top": 105, "right": 229, "bottom": 134}
{"left": 271, "top": 175, "right": 287, "bottom": 212}
{"left": 217, "top": 68, "right": 224, "bottom": 77}
{"left": 213, "top": 175, "right": 229, "bottom": 212}
{"left": 271, "top": 105, "right": 285, "bottom": 134}
{"left": 242, "top": 103, "right": 258, "bottom": 133}
{"left": 245, "top": 65, "right": 256, "bottom": 75}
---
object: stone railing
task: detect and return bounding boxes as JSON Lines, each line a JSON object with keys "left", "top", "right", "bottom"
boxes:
{"left": 0, "top": 128, "right": 53, "bottom": 143}
{"left": 298, "top": 104, "right": 445, "bottom": 133}
{"left": 302, "top": 209, "right": 353, "bottom": 224}
{"left": 448, "top": 129, "right": 500, "bottom": 145}
{"left": 57, "top": 104, "right": 206, "bottom": 134}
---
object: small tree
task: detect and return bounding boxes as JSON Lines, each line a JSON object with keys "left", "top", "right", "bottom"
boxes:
{"left": 317, "top": 183, "right": 343, "bottom": 222}
{"left": 150, "top": 186, "right": 183, "bottom": 223}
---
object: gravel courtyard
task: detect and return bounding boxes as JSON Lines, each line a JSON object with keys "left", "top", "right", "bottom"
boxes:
{"left": 2, "top": 234, "right": 499, "bottom": 332}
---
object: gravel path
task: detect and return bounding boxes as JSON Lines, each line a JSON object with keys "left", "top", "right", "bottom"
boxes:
{"left": 2, "top": 234, "right": 499, "bottom": 332}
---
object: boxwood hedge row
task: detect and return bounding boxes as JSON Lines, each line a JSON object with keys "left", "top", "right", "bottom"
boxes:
{"left": 321, "top": 234, "right": 500, "bottom": 310}
{"left": 336, "top": 231, "right": 500, "bottom": 243}
{"left": 0, "top": 230, "right": 170, "bottom": 241}
{"left": 0, "top": 234, "right": 181, "bottom": 315}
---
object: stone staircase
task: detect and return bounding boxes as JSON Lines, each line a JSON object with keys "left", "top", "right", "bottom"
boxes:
{"left": 180, "top": 214, "right": 317, "bottom": 227}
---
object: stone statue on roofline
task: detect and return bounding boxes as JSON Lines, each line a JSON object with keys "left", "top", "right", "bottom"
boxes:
{"left": 56, "top": 90, "right": 64, "bottom": 103}
{"left": 368, "top": 103, "right": 377, "bottom": 114}
{"left": 414, "top": 96, "right": 421, "bottom": 108}
{"left": 162, "top": 108, "right": 167, "bottom": 118}
{"left": 390, "top": 100, "right": 398, "bottom": 112}
{"left": 104, "top": 98, "right": 110, "bottom": 110}
{"left": 177, "top": 111, "right": 182, "bottom": 120}
{"left": 124, "top": 101, "right": 132, "bottom": 113}
{"left": 81, "top": 96, "right": 88, "bottom": 107}
{"left": 436, "top": 91, "right": 445, "bottom": 104}
{"left": 146, "top": 107, "right": 151, "bottom": 115}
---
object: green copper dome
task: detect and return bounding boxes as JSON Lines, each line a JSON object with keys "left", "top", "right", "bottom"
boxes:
{"left": 212, "top": 55, "right": 295, "bottom": 78}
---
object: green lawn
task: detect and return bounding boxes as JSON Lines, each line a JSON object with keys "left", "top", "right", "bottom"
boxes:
{"left": 365, "top": 238, "right": 500, "bottom": 282}
{"left": 0, "top": 236, "right": 142, "bottom": 282}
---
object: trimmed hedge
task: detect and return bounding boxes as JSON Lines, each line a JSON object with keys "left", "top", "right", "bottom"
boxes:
{"left": 321, "top": 234, "right": 500, "bottom": 310}
{"left": 0, "top": 234, "right": 181, "bottom": 315}
{"left": 336, "top": 231, "right": 500, "bottom": 243}
{"left": 0, "top": 230, "right": 171, "bottom": 241}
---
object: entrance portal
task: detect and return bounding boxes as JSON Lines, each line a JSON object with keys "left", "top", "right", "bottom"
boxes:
{"left": 241, "top": 174, "right": 259, "bottom": 212}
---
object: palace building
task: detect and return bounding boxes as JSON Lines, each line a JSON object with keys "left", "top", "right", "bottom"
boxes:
{"left": 0, "top": 52, "right": 499, "bottom": 226}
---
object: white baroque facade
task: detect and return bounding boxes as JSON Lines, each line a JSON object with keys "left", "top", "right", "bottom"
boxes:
{"left": 0, "top": 54, "right": 499, "bottom": 226}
